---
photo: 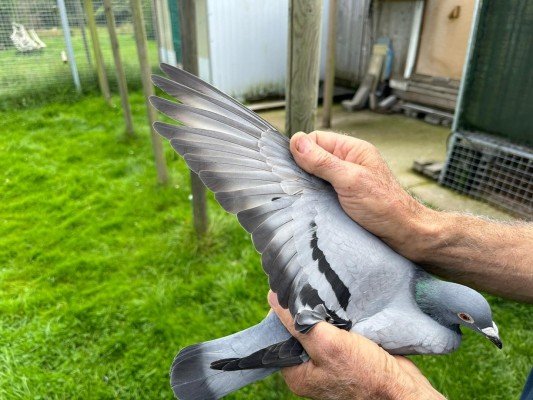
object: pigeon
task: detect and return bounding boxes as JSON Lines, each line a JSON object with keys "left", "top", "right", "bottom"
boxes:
{"left": 149, "top": 63, "right": 502, "bottom": 400}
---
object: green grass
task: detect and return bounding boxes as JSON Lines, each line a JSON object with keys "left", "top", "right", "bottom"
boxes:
{"left": 0, "top": 94, "right": 531, "bottom": 399}
{"left": 0, "top": 26, "right": 158, "bottom": 110}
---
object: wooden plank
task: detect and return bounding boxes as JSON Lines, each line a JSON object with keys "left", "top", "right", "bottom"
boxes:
{"left": 335, "top": 0, "right": 370, "bottom": 84}
{"left": 83, "top": 0, "right": 111, "bottom": 105}
{"left": 373, "top": 0, "right": 420, "bottom": 79}
{"left": 103, "top": 0, "right": 135, "bottom": 137}
{"left": 411, "top": 73, "right": 461, "bottom": 89}
{"left": 247, "top": 100, "right": 286, "bottom": 112}
{"left": 409, "top": 81, "right": 459, "bottom": 95}
{"left": 399, "top": 90, "right": 457, "bottom": 111}
{"left": 407, "top": 85, "right": 458, "bottom": 101}
{"left": 285, "top": 0, "right": 323, "bottom": 136}
{"left": 131, "top": 0, "right": 168, "bottom": 184}
{"left": 415, "top": 0, "right": 475, "bottom": 79}
{"left": 322, "top": 0, "right": 337, "bottom": 128}
{"left": 179, "top": 0, "right": 208, "bottom": 236}
{"left": 403, "top": 0, "right": 424, "bottom": 79}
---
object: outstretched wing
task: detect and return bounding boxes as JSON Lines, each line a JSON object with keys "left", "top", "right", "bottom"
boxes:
{"left": 151, "top": 64, "right": 405, "bottom": 329}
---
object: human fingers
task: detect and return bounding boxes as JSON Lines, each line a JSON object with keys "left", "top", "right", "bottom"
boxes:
{"left": 268, "top": 291, "right": 357, "bottom": 362}
{"left": 289, "top": 132, "right": 364, "bottom": 188}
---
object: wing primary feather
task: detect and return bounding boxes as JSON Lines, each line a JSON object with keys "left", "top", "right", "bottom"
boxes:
{"left": 199, "top": 170, "right": 281, "bottom": 192}
{"left": 237, "top": 198, "right": 293, "bottom": 232}
{"left": 184, "top": 155, "right": 271, "bottom": 175}
{"left": 152, "top": 74, "right": 267, "bottom": 131}
{"left": 149, "top": 96, "right": 263, "bottom": 138}
{"left": 170, "top": 138, "right": 266, "bottom": 161}
{"left": 154, "top": 122, "right": 258, "bottom": 150}
{"left": 251, "top": 213, "right": 293, "bottom": 253}
{"left": 158, "top": 63, "right": 276, "bottom": 131}
{"left": 215, "top": 184, "right": 285, "bottom": 214}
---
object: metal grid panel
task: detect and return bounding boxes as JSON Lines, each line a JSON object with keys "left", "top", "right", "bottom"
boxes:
{"left": 440, "top": 132, "right": 533, "bottom": 219}
{"left": 0, "top": 0, "right": 157, "bottom": 109}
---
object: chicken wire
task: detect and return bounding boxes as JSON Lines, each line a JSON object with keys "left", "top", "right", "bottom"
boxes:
{"left": 440, "top": 132, "right": 533, "bottom": 219}
{"left": 0, "top": 0, "right": 158, "bottom": 108}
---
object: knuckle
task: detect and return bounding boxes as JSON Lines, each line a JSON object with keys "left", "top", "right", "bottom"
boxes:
{"left": 347, "top": 166, "right": 364, "bottom": 182}
{"left": 358, "top": 139, "right": 378, "bottom": 154}
{"left": 314, "top": 153, "right": 335, "bottom": 170}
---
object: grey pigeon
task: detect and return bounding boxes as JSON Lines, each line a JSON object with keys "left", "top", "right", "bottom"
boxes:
{"left": 149, "top": 64, "right": 502, "bottom": 400}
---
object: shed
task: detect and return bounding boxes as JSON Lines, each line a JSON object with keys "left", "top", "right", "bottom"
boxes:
{"left": 439, "top": 0, "right": 533, "bottom": 219}
{"left": 185, "top": 0, "right": 332, "bottom": 101}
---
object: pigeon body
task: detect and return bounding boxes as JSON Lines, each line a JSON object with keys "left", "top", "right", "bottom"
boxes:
{"left": 150, "top": 64, "right": 501, "bottom": 400}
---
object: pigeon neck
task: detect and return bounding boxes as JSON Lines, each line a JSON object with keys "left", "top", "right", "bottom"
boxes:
{"left": 414, "top": 277, "right": 460, "bottom": 330}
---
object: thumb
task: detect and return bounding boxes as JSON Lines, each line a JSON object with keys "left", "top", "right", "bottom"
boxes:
{"left": 290, "top": 132, "right": 360, "bottom": 187}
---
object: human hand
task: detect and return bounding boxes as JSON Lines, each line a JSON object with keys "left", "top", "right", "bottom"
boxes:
{"left": 268, "top": 291, "right": 444, "bottom": 400}
{"left": 289, "top": 131, "right": 434, "bottom": 261}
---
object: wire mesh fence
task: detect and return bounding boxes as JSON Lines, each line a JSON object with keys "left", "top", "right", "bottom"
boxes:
{"left": 0, "top": 0, "right": 158, "bottom": 109}
{"left": 440, "top": 132, "right": 533, "bottom": 219}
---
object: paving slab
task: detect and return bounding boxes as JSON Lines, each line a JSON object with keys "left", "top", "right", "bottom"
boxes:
{"left": 258, "top": 105, "right": 514, "bottom": 221}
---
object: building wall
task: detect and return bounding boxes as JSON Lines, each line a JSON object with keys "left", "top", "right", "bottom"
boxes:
{"left": 334, "top": 0, "right": 371, "bottom": 85}
{"left": 197, "top": 0, "right": 333, "bottom": 100}
{"left": 194, "top": 0, "right": 444, "bottom": 99}
{"left": 415, "top": 0, "right": 474, "bottom": 79}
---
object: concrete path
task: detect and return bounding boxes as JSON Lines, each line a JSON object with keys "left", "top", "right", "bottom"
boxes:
{"left": 258, "top": 105, "right": 513, "bottom": 220}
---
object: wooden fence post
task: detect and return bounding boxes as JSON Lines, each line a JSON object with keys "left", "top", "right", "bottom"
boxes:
{"left": 322, "top": 0, "right": 337, "bottom": 129}
{"left": 130, "top": 0, "right": 169, "bottom": 184}
{"left": 83, "top": 0, "right": 112, "bottom": 105}
{"left": 179, "top": 0, "right": 208, "bottom": 236}
{"left": 103, "top": 0, "right": 135, "bottom": 137}
{"left": 285, "top": 0, "right": 323, "bottom": 136}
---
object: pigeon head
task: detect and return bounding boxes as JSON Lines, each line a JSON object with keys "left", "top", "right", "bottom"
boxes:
{"left": 415, "top": 278, "right": 502, "bottom": 349}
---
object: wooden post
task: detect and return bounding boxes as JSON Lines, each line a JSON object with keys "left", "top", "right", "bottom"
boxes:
{"left": 285, "top": 0, "right": 323, "bottom": 136}
{"left": 179, "top": 0, "right": 208, "bottom": 236}
{"left": 83, "top": 0, "right": 111, "bottom": 105}
{"left": 322, "top": 0, "right": 337, "bottom": 129}
{"left": 131, "top": 0, "right": 169, "bottom": 184}
{"left": 103, "top": 0, "right": 135, "bottom": 137}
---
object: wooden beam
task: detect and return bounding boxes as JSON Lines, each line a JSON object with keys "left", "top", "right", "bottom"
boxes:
{"left": 179, "top": 0, "right": 208, "bottom": 236}
{"left": 103, "top": 0, "right": 135, "bottom": 137}
{"left": 285, "top": 0, "right": 323, "bottom": 136}
{"left": 131, "top": 0, "right": 169, "bottom": 184}
{"left": 322, "top": 0, "right": 337, "bottom": 128}
{"left": 83, "top": 0, "right": 111, "bottom": 105}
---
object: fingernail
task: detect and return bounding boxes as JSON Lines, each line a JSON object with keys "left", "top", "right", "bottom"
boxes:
{"left": 297, "top": 136, "right": 311, "bottom": 154}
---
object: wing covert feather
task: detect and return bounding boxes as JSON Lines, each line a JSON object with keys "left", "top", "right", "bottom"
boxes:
{"left": 151, "top": 64, "right": 414, "bottom": 334}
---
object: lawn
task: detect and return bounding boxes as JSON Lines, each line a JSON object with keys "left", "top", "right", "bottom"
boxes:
{"left": 0, "top": 26, "right": 158, "bottom": 109}
{"left": 0, "top": 93, "right": 531, "bottom": 399}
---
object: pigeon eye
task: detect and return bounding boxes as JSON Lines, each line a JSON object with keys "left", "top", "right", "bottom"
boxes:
{"left": 458, "top": 312, "right": 474, "bottom": 323}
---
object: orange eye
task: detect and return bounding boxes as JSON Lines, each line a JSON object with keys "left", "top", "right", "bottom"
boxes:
{"left": 458, "top": 312, "right": 474, "bottom": 323}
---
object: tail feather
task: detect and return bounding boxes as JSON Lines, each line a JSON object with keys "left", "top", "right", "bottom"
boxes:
{"left": 171, "top": 312, "right": 296, "bottom": 400}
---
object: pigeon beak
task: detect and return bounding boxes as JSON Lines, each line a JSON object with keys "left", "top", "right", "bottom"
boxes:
{"left": 481, "top": 322, "right": 502, "bottom": 349}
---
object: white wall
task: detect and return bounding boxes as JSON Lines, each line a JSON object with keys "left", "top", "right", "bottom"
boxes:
{"left": 200, "top": 0, "right": 329, "bottom": 100}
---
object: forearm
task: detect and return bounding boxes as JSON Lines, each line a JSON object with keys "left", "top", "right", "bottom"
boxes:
{"left": 287, "top": 131, "right": 533, "bottom": 302}
{"left": 408, "top": 209, "right": 533, "bottom": 303}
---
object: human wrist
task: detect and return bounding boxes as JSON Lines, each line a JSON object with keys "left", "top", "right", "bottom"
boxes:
{"left": 383, "top": 198, "right": 437, "bottom": 263}
{"left": 380, "top": 366, "right": 445, "bottom": 400}
{"left": 398, "top": 206, "right": 452, "bottom": 264}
